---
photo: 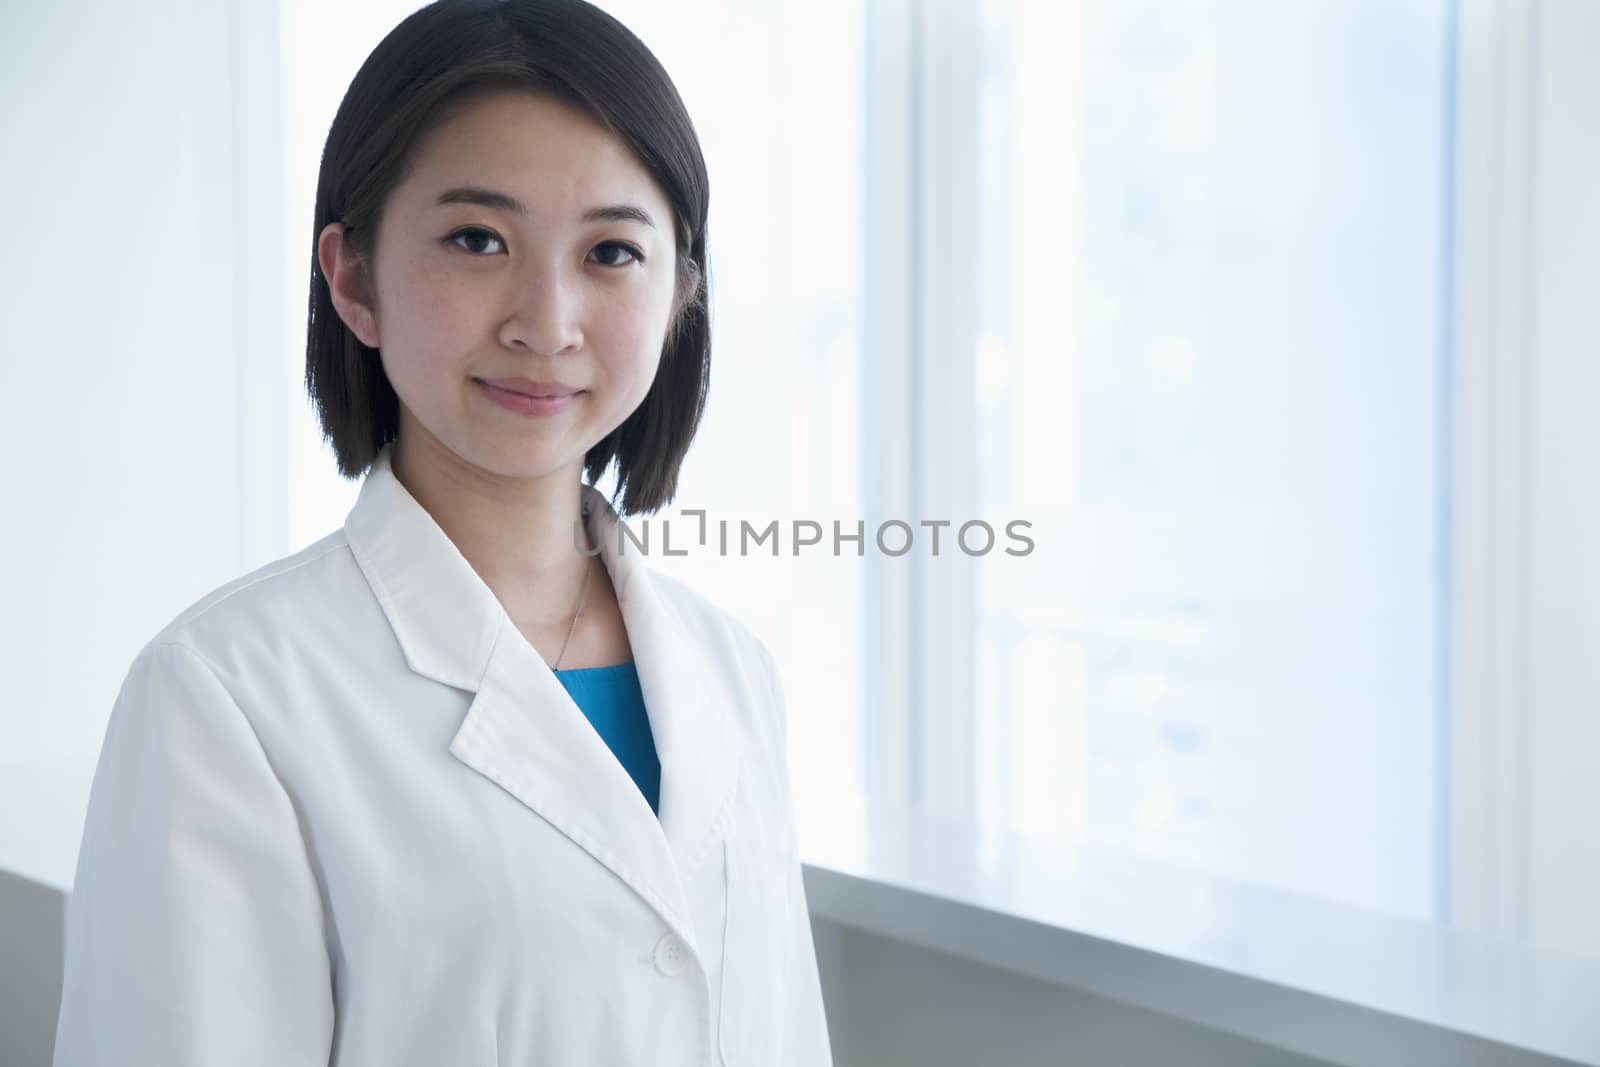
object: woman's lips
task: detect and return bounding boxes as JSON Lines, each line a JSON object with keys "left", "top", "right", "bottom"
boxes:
{"left": 476, "top": 379, "right": 581, "bottom": 416}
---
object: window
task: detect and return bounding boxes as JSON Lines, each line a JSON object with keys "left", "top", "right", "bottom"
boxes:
{"left": 969, "top": 0, "right": 1454, "bottom": 920}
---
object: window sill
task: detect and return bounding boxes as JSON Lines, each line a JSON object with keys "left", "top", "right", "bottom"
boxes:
{"left": 796, "top": 797, "right": 1600, "bottom": 1067}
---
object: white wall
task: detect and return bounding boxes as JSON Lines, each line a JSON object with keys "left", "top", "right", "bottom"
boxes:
{"left": 1526, "top": 0, "right": 1600, "bottom": 958}
{"left": 0, "top": 0, "right": 287, "bottom": 1053}
{"left": 0, "top": 0, "right": 287, "bottom": 896}
{"left": 1450, "top": 0, "right": 1600, "bottom": 960}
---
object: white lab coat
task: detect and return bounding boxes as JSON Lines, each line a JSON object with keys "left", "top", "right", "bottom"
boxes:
{"left": 53, "top": 443, "right": 833, "bottom": 1066}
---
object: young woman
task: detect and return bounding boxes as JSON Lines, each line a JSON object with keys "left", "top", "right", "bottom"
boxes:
{"left": 52, "top": 2, "right": 832, "bottom": 1064}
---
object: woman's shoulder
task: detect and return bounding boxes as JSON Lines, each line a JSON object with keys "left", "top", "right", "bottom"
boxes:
{"left": 645, "top": 567, "right": 776, "bottom": 675}
{"left": 145, "top": 527, "right": 364, "bottom": 662}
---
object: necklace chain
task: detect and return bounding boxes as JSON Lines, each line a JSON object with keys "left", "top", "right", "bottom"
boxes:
{"left": 552, "top": 510, "right": 595, "bottom": 672}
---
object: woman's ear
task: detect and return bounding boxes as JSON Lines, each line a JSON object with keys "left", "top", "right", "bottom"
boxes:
{"left": 317, "top": 222, "right": 381, "bottom": 349}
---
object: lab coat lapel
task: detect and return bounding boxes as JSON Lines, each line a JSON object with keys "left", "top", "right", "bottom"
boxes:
{"left": 343, "top": 445, "right": 740, "bottom": 946}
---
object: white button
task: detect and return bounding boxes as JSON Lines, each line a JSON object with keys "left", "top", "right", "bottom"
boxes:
{"left": 652, "top": 932, "right": 688, "bottom": 977}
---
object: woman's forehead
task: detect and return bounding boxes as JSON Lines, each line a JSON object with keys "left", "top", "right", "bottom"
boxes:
{"left": 401, "top": 91, "right": 666, "bottom": 215}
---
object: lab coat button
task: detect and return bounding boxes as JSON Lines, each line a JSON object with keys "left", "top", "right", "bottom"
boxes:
{"left": 652, "top": 932, "right": 688, "bottom": 977}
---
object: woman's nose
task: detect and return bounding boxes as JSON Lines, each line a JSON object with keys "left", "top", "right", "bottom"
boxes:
{"left": 497, "top": 267, "right": 584, "bottom": 356}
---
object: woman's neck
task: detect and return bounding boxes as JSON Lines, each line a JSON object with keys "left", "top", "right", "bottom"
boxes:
{"left": 390, "top": 432, "right": 595, "bottom": 632}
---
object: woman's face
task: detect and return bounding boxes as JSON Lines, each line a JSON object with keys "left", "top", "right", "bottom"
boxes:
{"left": 325, "top": 89, "right": 681, "bottom": 485}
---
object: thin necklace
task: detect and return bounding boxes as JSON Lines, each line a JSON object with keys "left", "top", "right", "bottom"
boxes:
{"left": 552, "top": 520, "right": 595, "bottom": 672}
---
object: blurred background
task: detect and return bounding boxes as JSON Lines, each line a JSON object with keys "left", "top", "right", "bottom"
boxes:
{"left": 3, "top": 0, "right": 1597, "bottom": 1064}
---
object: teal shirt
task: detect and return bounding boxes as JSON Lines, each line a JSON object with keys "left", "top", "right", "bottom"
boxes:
{"left": 553, "top": 661, "right": 662, "bottom": 817}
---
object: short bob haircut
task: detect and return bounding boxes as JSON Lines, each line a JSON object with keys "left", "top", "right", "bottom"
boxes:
{"left": 305, "top": 0, "right": 710, "bottom": 516}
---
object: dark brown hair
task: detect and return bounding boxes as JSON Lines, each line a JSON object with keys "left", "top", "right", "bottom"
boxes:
{"left": 305, "top": 0, "right": 710, "bottom": 515}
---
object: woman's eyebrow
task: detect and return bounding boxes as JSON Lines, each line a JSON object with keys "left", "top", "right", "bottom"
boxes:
{"left": 433, "top": 185, "right": 655, "bottom": 228}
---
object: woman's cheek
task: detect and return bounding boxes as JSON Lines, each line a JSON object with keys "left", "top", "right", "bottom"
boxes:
{"left": 415, "top": 285, "right": 476, "bottom": 339}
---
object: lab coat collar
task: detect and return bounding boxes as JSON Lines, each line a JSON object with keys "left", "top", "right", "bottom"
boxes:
{"left": 343, "top": 443, "right": 740, "bottom": 946}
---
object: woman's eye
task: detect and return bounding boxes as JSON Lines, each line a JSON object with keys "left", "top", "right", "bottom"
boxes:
{"left": 445, "top": 229, "right": 643, "bottom": 267}
{"left": 591, "top": 241, "right": 645, "bottom": 268}
{"left": 448, "top": 227, "right": 504, "bottom": 255}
